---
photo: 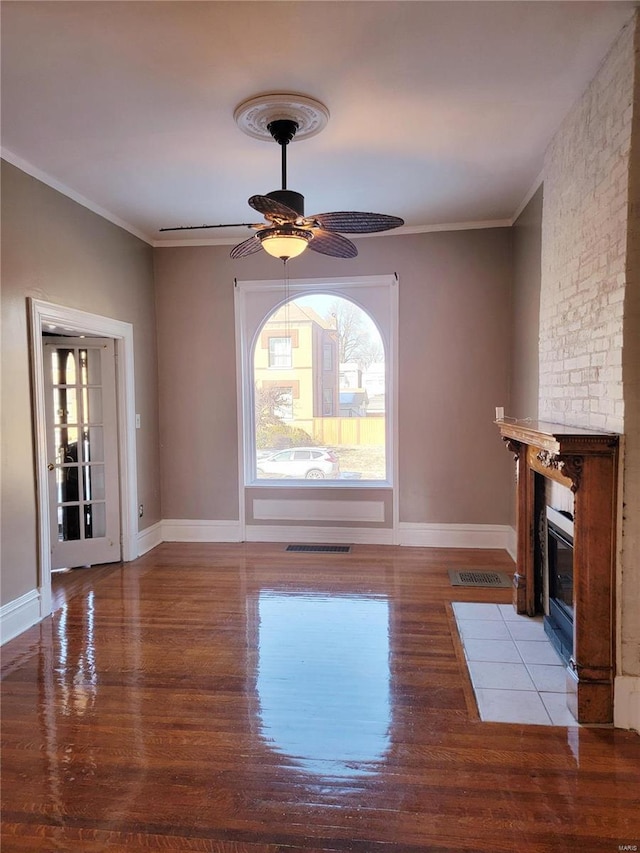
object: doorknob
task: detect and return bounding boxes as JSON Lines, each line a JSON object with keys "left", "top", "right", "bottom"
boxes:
{"left": 47, "top": 462, "right": 55, "bottom": 471}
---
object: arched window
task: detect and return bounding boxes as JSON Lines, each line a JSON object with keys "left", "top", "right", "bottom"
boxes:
{"left": 253, "top": 295, "right": 386, "bottom": 481}
{"left": 235, "top": 274, "right": 397, "bottom": 487}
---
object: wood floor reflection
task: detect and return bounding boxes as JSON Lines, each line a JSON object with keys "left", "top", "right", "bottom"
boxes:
{"left": 2, "top": 543, "right": 639, "bottom": 852}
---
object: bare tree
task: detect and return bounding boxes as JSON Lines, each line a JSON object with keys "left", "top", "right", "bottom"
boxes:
{"left": 356, "top": 336, "right": 384, "bottom": 370}
{"left": 326, "top": 299, "right": 383, "bottom": 368}
{"left": 255, "top": 383, "right": 289, "bottom": 426}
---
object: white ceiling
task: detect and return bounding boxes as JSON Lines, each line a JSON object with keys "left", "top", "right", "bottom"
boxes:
{"left": 1, "top": 1, "right": 637, "bottom": 246}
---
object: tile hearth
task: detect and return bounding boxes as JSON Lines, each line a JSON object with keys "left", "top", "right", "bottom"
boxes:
{"left": 453, "top": 602, "right": 578, "bottom": 726}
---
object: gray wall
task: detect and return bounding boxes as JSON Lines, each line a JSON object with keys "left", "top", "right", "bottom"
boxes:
{"left": 1, "top": 161, "right": 161, "bottom": 605}
{"left": 153, "top": 246, "right": 240, "bottom": 521}
{"left": 154, "top": 227, "right": 514, "bottom": 527}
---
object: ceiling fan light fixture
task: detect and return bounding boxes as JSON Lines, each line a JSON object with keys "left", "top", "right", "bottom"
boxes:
{"left": 258, "top": 226, "right": 312, "bottom": 261}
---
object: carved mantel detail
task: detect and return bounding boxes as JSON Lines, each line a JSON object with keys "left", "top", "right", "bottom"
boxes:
{"left": 558, "top": 455, "right": 584, "bottom": 493}
{"left": 502, "top": 436, "right": 522, "bottom": 462}
{"left": 536, "top": 450, "right": 584, "bottom": 493}
{"left": 536, "top": 449, "right": 559, "bottom": 470}
{"left": 495, "top": 419, "right": 619, "bottom": 725}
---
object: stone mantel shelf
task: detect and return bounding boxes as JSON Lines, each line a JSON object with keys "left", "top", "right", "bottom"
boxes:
{"left": 496, "top": 419, "right": 620, "bottom": 725}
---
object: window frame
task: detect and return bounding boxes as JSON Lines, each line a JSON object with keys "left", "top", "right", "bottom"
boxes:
{"left": 235, "top": 274, "right": 398, "bottom": 489}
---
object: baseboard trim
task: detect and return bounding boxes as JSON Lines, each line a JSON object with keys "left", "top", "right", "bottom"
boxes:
{"left": 158, "top": 520, "right": 514, "bottom": 550}
{"left": 397, "top": 522, "right": 513, "bottom": 550}
{"left": 137, "top": 521, "right": 163, "bottom": 555}
{"left": 506, "top": 525, "right": 517, "bottom": 562}
{"left": 162, "top": 519, "right": 243, "bottom": 542}
{"left": 245, "top": 524, "right": 393, "bottom": 545}
{"left": 614, "top": 676, "right": 640, "bottom": 732}
{"left": 1, "top": 588, "right": 42, "bottom": 645}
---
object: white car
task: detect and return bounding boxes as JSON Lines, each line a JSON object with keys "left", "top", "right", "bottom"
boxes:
{"left": 257, "top": 447, "right": 340, "bottom": 479}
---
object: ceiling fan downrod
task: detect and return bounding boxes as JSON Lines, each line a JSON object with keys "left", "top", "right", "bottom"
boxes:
{"left": 267, "top": 118, "right": 298, "bottom": 190}
{"left": 265, "top": 119, "right": 305, "bottom": 217}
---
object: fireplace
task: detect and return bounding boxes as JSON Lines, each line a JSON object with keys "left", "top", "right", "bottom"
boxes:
{"left": 496, "top": 419, "right": 619, "bottom": 724}
{"left": 544, "top": 506, "right": 574, "bottom": 665}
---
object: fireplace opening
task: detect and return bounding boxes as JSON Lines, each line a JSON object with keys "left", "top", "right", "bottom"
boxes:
{"left": 544, "top": 506, "right": 574, "bottom": 665}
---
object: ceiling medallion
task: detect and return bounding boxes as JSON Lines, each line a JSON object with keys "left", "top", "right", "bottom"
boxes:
{"left": 233, "top": 93, "right": 330, "bottom": 142}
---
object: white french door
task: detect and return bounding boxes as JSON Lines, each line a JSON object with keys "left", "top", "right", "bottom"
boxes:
{"left": 43, "top": 337, "right": 121, "bottom": 569}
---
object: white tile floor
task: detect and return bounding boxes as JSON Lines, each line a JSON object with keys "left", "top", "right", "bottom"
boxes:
{"left": 452, "top": 602, "right": 579, "bottom": 726}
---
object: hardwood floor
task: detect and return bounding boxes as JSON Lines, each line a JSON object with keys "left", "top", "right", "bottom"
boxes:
{"left": 2, "top": 543, "right": 639, "bottom": 852}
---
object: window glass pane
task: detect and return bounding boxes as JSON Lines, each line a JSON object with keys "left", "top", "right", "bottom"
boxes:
{"left": 56, "top": 466, "right": 80, "bottom": 503}
{"left": 51, "top": 349, "right": 77, "bottom": 386}
{"left": 64, "top": 351, "right": 77, "bottom": 385}
{"left": 81, "top": 347, "right": 102, "bottom": 386}
{"left": 83, "top": 426, "right": 104, "bottom": 462}
{"left": 53, "top": 388, "right": 78, "bottom": 425}
{"left": 55, "top": 427, "right": 79, "bottom": 465}
{"left": 253, "top": 294, "right": 385, "bottom": 481}
{"left": 82, "top": 465, "right": 106, "bottom": 501}
{"left": 58, "top": 505, "right": 81, "bottom": 542}
{"left": 84, "top": 502, "right": 106, "bottom": 539}
{"left": 82, "top": 387, "right": 103, "bottom": 424}
{"left": 50, "top": 350, "right": 59, "bottom": 384}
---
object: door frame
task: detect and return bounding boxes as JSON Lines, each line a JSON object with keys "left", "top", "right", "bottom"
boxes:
{"left": 29, "top": 298, "right": 138, "bottom": 617}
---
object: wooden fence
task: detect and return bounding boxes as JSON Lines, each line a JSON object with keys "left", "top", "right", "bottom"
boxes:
{"left": 295, "top": 417, "right": 385, "bottom": 446}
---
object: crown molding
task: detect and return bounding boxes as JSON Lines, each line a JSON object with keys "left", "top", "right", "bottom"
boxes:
{"left": 511, "top": 169, "right": 544, "bottom": 224}
{"left": 1, "top": 149, "right": 154, "bottom": 245}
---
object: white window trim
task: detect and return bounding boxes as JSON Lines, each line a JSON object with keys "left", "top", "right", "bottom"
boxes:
{"left": 234, "top": 274, "right": 398, "bottom": 499}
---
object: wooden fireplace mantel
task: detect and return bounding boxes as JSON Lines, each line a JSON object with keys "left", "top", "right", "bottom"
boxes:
{"left": 497, "top": 419, "right": 619, "bottom": 724}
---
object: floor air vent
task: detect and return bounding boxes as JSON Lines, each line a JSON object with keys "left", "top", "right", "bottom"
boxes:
{"left": 448, "top": 569, "right": 512, "bottom": 588}
{"left": 286, "top": 544, "right": 352, "bottom": 553}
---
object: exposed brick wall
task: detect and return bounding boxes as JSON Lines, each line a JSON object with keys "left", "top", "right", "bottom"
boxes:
{"left": 539, "top": 19, "right": 635, "bottom": 431}
{"left": 540, "top": 12, "right": 640, "bottom": 716}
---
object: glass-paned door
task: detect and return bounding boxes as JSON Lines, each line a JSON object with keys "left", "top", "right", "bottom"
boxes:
{"left": 44, "top": 337, "right": 121, "bottom": 569}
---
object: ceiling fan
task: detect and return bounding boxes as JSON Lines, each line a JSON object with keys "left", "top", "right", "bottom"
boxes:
{"left": 159, "top": 95, "right": 404, "bottom": 261}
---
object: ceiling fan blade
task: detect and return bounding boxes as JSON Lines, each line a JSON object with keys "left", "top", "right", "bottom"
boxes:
{"left": 159, "top": 222, "right": 255, "bottom": 232}
{"left": 307, "top": 229, "right": 358, "bottom": 259}
{"left": 310, "top": 211, "right": 404, "bottom": 234}
{"left": 230, "top": 235, "right": 263, "bottom": 259}
{"left": 248, "top": 195, "right": 299, "bottom": 221}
